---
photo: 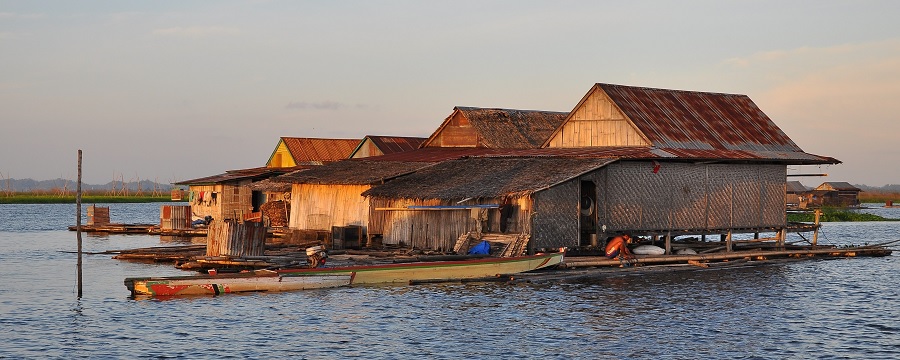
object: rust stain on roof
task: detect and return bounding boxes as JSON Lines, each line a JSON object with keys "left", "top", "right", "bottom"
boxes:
{"left": 597, "top": 83, "right": 802, "bottom": 153}
{"left": 281, "top": 137, "right": 360, "bottom": 163}
{"left": 365, "top": 135, "right": 427, "bottom": 154}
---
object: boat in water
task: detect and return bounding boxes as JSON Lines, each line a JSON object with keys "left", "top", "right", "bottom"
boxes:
{"left": 124, "top": 250, "right": 565, "bottom": 297}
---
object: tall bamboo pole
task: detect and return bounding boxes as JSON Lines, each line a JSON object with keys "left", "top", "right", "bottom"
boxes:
{"left": 76, "top": 150, "right": 83, "bottom": 298}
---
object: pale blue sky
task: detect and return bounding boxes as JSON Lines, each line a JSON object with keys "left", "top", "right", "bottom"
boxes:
{"left": 1, "top": 1, "right": 898, "bottom": 186}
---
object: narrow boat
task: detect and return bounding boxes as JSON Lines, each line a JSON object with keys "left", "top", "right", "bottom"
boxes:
{"left": 124, "top": 270, "right": 353, "bottom": 297}
{"left": 124, "top": 251, "right": 565, "bottom": 297}
{"left": 278, "top": 250, "right": 564, "bottom": 284}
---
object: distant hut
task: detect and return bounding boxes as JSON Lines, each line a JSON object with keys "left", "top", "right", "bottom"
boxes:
{"left": 349, "top": 135, "right": 426, "bottom": 159}
{"left": 812, "top": 182, "right": 862, "bottom": 207}
{"left": 785, "top": 181, "right": 811, "bottom": 209}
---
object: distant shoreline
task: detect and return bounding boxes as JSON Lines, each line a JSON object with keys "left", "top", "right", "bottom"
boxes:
{"left": 0, "top": 195, "right": 177, "bottom": 204}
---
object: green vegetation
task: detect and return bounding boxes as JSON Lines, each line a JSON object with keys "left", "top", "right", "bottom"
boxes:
{"left": 0, "top": 194, "right": 173, "bottom": 204}
{"left": 859, "top": 191, "right": 900, "bottom": 203}
{"left": 788, "top": 208, "right": 899, "bottom": 222}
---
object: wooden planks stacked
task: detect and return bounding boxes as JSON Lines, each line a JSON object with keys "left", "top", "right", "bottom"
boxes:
{"left": 207, "top": 220, "right": 267, "bottom": 257}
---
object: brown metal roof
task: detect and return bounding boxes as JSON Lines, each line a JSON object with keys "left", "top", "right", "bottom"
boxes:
{"left": 281, "top": 137, "right": 360, "bottom": 163}
{"left": 357, "top": 147, "right": 503, "bottom": 162}
{"left": 786, "top": 181, "right": 809, "bottom": 193}
{"left": 174, "top": 166, "right": 306, "bottom": 185}
{"left": 362, "top": 157, "right": 617, "bottom": 199}
{"left": 364, "top": 135, "right": 427, "bottom": 154}
{"left": 467, "top": 147, "right": 838, "bottom": 164}
{"left": 596, "top": 83, "right": 802, "bottom": 153}
{"left": 274, "top": 160, "right": 433, "bottom": 185}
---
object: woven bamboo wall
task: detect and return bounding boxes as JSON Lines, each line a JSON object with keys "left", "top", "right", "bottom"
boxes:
{"left": 531, "top": 181, "right": 579, "bottom": 249}
{"left": 220, "top": 181, "right": 253, "bottom": 220}
{"left": 290, "top": 184, "right": 370, "bottom": 230}
{"left": 591, "top": 161, "right": 785, "bottom": 233}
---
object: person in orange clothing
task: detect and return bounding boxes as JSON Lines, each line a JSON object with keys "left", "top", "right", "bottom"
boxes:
{"left": 605, "top": 234, "right": 634, "bottom": 260}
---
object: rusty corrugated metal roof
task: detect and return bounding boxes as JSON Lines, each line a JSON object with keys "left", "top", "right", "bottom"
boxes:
{"left": 174, "top": 166, "right": 307, "bottom": 185}
{"left": 469, "top": 147, "right": 837, "bottom": 164}
{"left": 358, "top": 147, "right": 503, "bottom": 162}
{"left": 281, "top": 137, "right": 360, "bottom": 163}
{"left": 597, "top": 83, "right": 802, "bottom": 153}
{"left": 365, "top": 135, "right": 427, "bottom": 154}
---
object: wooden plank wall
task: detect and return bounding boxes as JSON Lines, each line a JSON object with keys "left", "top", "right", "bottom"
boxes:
{"left": 188, "top": 184, "right": 222, "bottom": 222}
{"left": 426, "top": 111, "right": 479, "bottom": 147}
{"left": 547, "top": 89, "right": 649, "bottom": 147}
{"left": 373, "top": 197, "right": 529, "bottom": 251}
{"left": 350, "top": 139, "right": 380, "bottom": 158}
{"left": 290, "top": 184, "right": 371, "bottom": 230}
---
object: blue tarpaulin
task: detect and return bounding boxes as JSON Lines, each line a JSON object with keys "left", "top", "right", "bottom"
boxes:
{"left": 467, "top": 240, "right": 491, "bottom": 255}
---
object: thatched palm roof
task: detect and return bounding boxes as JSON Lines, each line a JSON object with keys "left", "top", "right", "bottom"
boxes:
{"left": 362, "top": 157, "right": 617, "bottom": 200}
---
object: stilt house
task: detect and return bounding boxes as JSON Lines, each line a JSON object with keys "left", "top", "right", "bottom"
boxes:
{"left": 364, "top": 83, "right": 840, "bottom": 253}
{"left": 812, "top": 182, "right": 861, "bottom": 207}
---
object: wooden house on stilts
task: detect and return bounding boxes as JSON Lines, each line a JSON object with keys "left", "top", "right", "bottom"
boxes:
{"left": 364, "top": 83, "right": 840, "bottom": 254}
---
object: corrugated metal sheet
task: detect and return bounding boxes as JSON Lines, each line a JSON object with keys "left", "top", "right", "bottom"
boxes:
{"left": 597, "top": 83, "right": 801, "bottom": 153}
{"left": 281, "top": 137, "right": 360, "bottom": 163}
{"left": 175, "top": 166, "right": 306, "bottom": 185}
{"left": 366, "top": 136, "right": 427, "bottom": 154}
{"left": 465, "top": 147, "right": 838, "bottom": 164}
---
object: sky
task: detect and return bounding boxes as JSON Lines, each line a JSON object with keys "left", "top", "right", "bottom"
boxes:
{"left": 1, "top": 1, "right": 899, "bottom": 187}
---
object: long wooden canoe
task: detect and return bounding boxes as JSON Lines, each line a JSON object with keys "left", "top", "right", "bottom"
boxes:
{"left": 124, "top": 270, "right": 352, "bottom": 297}
{"left": 125, "top": 251, "right": 565, "bottom": 297}
{"left": 276, "top": 251, "right": 565, "bottom": 284}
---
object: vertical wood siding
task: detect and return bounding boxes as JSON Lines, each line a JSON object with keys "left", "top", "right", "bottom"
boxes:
{"left": 289, "top": 184, "right": 371, "bottom": 231}
{"left": 547, "top": 88, "right": 649, "bottom": 148}
{"left": 372, "top": 197, "right": 527, "bottom": 251}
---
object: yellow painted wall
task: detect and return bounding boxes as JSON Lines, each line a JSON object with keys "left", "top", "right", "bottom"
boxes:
{"left": 267, "top": 141, "right": 297, "bottom": 168}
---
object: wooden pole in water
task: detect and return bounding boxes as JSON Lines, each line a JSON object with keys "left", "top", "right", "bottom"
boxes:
{"left": 76, "top": 149, "right": 83, "bottom": 298}
{"left": 812, "top": 209, "right": 821, "bottom": 247}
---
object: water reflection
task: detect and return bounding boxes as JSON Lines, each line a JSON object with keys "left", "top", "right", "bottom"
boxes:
{"left": 0, "top": 203, "right": 897, "bottom": 358}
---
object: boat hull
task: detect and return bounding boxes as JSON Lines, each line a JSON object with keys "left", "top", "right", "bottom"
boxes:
{"left": 124, "top": 251, "right": 564, "bottom": 297}
{"left": 279, "top": 251, "right": 565, "bottom": 284}
{"left": 125, "top": 271, "right": 352, "bottom": 297}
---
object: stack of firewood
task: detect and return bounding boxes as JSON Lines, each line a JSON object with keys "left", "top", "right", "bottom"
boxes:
{"left": 260, "top": 200, "right": 290, "bottom": 227}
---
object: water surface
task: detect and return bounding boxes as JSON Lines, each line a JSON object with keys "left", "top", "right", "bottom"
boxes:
{"left": 0, "top": 203, "right": 897, "bottom": 359}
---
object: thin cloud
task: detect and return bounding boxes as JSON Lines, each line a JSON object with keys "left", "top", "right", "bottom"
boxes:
{"left": 0, "top": 12, "right": 44, "bottom": 19}
{"left": 285, "top": 101, "right": 369, "bottom": 110}
{"left": 724, "top": 39, "right": 900, "bottom": 68}
{"left": 152, "top": 26, "right": 240, "bottom": 38}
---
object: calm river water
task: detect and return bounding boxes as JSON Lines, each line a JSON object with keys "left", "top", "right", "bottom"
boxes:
{"left": 0, "top": 203, "right": 898, "bottom": 359}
